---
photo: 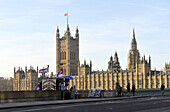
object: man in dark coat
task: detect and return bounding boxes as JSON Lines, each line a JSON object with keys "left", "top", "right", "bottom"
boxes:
{"left": 127, "top": 83, "right": 130, "bottom": 96}
{"left": 161, "top": 84, "right": 165, "bottom": 94}
{"left": 132, "top": 84, "right": 135, "bottom": 96}
{"left": 118, "top": 85, "right": 121, "bottom": 97}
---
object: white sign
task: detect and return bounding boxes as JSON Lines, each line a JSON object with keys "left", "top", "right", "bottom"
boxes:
{"left": 42, "top": 79, "right": 56, "bottom": 90}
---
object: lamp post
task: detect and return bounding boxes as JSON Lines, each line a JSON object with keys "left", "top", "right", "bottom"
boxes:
{"left": 113, "top": 63, "right": 121, "bottom": 92}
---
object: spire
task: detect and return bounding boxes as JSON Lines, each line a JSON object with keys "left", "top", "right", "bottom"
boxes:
{"left": 76, "top": 26, "right": 79, "bottom": 33}
{"left": 114, "top": 51, "right": 118, "bottom": 63}
{"left": 115, "top": 51, "right": 118, "bottom": 58}
{"left": 133, "top": 28, "right": 135, "bottom": 39}
{"left": 56, "top": 26, "right": 60, "bottom": 38}
{"left": 149, "top": 55, "right": 151, "bottom": 64}
{"left": 25, "top": 66, "right": 27, "bottom": 72}
{"left": 131, "top": 28, "right": 137, "bottom": 50}
{"left": 57, "top": 26, "right": 59, "bottom": 32}
{"left": 113, "top": 51, "right": 121, "bottom": 70}
{"left": 110, "top": 55, "right": 113, "bottom": 61}
{"left": 84, "top": 60, "right": 86, "bottom": 65}
{"left": 75, "top": 26, "right": 79, "bottom": 38}
{"left": 14, "top": 67, "right": 16, "bottom": 74}
{"left": 90, "top": 60, "right": 92, "bottom": 65}
{"left": 64, "top": 24, "right": 71, "bottom": 37}
{"left": 90, "top": 60, "right": 92, "bottom": 70}
{"left": 37, "top": 66, "right": 38, "bottom": 73}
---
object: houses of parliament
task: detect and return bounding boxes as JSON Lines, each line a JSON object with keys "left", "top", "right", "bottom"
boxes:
{"left": 56, "top": 25, "right": 170, "bottom": 90}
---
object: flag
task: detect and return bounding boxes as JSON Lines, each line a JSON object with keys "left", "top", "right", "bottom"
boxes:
{"left": 39, "top": 69, "right": 44, "bottom": 73}
{"left": 52, "top": 67, "right": 63, "bottom": 78}
{"left": 64, "top": 13, "right": 68, "bottom": 16}
{"left": 39, "top": 67, "right": 49, "bottom": 73}
{"left": 44, "top": 67, "right": 49, "bottom": 73}
{"left": 59, "top": 67, "right": 63, "bottom": 74}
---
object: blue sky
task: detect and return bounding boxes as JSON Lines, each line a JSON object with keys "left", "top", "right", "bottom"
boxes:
{"left": 0, "top": 0, "right": 170, "bottom": 77}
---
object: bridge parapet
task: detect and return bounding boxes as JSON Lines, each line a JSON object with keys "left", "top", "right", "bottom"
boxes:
{"left": 0, "top": 91, "right": 61, "bottom": 101}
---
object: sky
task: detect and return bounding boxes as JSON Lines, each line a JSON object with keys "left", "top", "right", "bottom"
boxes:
{"left": 0, "top": 0, "right": 170, "bottom": 78}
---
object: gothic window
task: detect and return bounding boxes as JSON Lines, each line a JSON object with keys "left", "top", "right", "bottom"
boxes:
{"left": 64, "top": 52, "right": 66, "bottom": 59}
{"left": 74, "top": 53, "right": 75, "bottom": 60}
{"left": 70, "top": 52, "right": 75, "bottom": 60}
{"left": 60, "top": 52, "right": 66, "bottom": 60}
{"left": 73, "top": 69, "right": 75, "bottom": 74}
{"left": 139, "top": 80, "right": 142, "bottom": 85}
{"left": 162, "top": 80, "right": 165, "bottom": 84}
{"left": 139, "top": 68, "right": 142, "bottom": 73}
{"left": 63, "top": 69, "right": 66, "bottom": 74}
{"left": 157, "top": 79, "right": 159, "bottom": 85}
{"left": 70, "top": 52, "right": 72, "bottom": 60}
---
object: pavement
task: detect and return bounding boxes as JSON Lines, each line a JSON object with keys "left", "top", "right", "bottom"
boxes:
{"left": 0, "top": 94, "right": 169, "bottom": 110}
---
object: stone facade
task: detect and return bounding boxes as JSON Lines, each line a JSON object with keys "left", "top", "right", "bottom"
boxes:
{"left": 56, "top": 26, "right": 170, "bottom": 90}
{"left": 0, "top": 77, "right": 13, "bottom": 91}
{"left": 13, "top": 66, "right": 38, "bottom": 91}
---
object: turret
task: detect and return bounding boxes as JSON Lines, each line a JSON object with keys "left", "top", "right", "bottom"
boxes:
{"left": 37, "top": 66, "right": 38, "bottom": 73}
{"left": 84, "top": 60, "right": 86, "bottom": 65}
{"left": 114, "top": 51, "right": 118, "bottom": 63}
{"left": 64, "top": 24, "right": 71, "bottom": 37}
{"left": 78, "top": 60, "right": 80, "bottom": 66}
{"left": 90, "top": 60, "right": 92, "bottom": 71}
{"left": 149, "top": 55, "right": 151, "bottom": 64}
{"left": 25, "top": 66, "right": 27, "bottom": 72}
{"left": 110, "top": 55, "right": 113, "bottom": 61}
{"left": 56, "top": 26, "right": 60, "bottom": 38}
{"left": 154, "top": 67, "right": 156, "bottom": 72}
{"left": 14, "top": 67, "right": 16, "bottom": 74}
{"left": 75, "top": 26, "right": 79, "bottom": 38}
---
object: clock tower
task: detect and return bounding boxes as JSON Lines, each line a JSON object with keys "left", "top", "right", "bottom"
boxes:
{"left": 128, "top": 28, "right": 140, "bottom": 70}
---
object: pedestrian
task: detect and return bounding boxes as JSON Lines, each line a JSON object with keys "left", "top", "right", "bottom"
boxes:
{"left": 118, "top": 85, "right": 121, "bottom": 97}
{"left": 161, "top": 84, "right": 165, "bottom": 94}
{"left": 121, "top": 87, "right": 124, "bottom": 96}
{"left": 127, "top": 83, "right": 130, "bottom": 96}
{"left": 132, "top": 84, "right": 135, "bottom": 96}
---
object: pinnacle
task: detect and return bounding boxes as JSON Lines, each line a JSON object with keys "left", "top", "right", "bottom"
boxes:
{"left": 57, "top": 26, "right": 59, "bottom": 32}
{"left": 133, "top": 28, "right": 135, "bottom": 40}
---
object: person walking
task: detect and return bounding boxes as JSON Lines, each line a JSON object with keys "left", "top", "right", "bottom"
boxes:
{"left": 118, "top": 85, "right": 121, "bottom": 97}
{"left": 118, "top": 85, "right": 122, "bottom": 96}
{"left": 161, "top": 84, "right": 165, "bottom": 94}
{"left": 132, "top": 84, "right": 135, "bottom": 96}
{"left": 127, "top": 83, "right": 130, "bottom": 96}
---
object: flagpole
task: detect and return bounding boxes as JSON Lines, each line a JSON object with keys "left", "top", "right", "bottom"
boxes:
{"left": 67, "top": 11, "right": 68, "bottom": 25}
